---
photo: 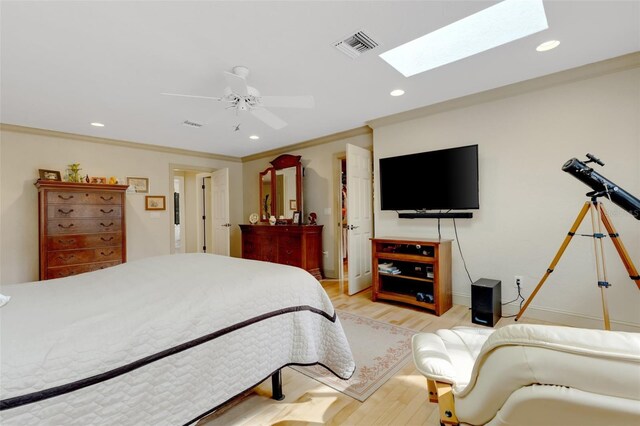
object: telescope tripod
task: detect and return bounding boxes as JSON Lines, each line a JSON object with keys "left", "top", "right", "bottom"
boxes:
{"left": 516, "top": 198, "right": 640, "bottom": 330}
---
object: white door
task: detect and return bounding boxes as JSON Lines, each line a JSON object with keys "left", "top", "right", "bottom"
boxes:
{"left": 211, "top": 168, "right": 230, "bottom": 256}
{"left": 346, "top": 144, "right": 373, "bottom": 295}
{"left": 196, "top": 174, "right": 213, "bottom": 253}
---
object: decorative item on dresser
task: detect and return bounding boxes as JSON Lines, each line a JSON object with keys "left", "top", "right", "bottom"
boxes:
{"left": 239, "top": 224, "right": 324, "bottom": 280}
{"left": 371, "top": 237, "right": 452, "bottom": 316}
{"left": 35, "top": 180, "right": 128, "bottom": 280}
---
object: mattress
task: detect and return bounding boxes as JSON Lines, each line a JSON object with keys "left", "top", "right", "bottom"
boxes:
{"left": 0, "top": 253, "right": 355, "bottom": 425}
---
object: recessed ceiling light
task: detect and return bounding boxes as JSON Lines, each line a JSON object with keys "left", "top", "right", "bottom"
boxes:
{"left": 91, "top": 122, "right": 105, "bottom": 127}
{"left": 536, "top": 40, "right": 560, "bottom": 52}
{"left": 249, "top": 135, "right": 260, "bottom": 140}
{"left": 390, "top": 89, "right": 405, "bottom": 97}
{"left": 379, "top": 0, "right": 548, "bottom": 77}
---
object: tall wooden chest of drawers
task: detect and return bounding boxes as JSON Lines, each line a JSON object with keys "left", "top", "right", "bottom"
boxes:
{"left": 239, "top": 224, "right": 323, "bottom": 280}
{"left": 36, "top": 180, "right": 128, "bottom": 280}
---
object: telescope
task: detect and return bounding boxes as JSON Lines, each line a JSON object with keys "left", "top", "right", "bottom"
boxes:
{"left": 562, "top": 154, "right": 640, "bottom": 220}
{"left": 517, "top": 153, "right": 640, "bottom": 329}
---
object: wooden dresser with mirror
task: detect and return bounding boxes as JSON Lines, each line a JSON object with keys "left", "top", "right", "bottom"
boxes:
{"left": 241, "top": 154, "right": 324, "bottom": 280}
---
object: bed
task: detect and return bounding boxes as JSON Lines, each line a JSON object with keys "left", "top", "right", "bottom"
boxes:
{"left": 0, "top": 253, "right": 355, "bottom": 425}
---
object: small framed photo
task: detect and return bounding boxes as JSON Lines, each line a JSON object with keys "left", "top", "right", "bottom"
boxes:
{"left": 145, "top": 195, "right": 166, "bottom": 211}
{"left": 127, "top": 177, "right": 149, "bottom": 193}
{"left": 90, "top": 176, "right": 107, "bottom": 184}
{"left": 39, "top": 169, "right": 62, "bottom": 181}
{"left": 292, "top": 211, "right": 301, "bottom": 225}
{"left": 289, "top": 199, "right": 297, "bottom": 210}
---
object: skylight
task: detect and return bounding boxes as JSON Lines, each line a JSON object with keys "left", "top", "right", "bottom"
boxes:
{"left": 379, "top": 0, "right": 549, "bottom": 77}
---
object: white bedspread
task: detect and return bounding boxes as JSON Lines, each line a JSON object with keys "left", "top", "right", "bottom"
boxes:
{"left": 0, "top": 254, "right": 355, "bottom": 425}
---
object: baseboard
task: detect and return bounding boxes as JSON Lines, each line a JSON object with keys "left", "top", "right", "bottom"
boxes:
{"left": 453, "top": 293, "right": 640, "bottom": 332}
{"left": 323, "top": 268, "right": 338, "bottom": 280}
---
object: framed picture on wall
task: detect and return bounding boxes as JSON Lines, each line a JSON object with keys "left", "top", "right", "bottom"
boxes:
{"left": 127, "top": 177, "right": 149, "bottom": 193}
{"left": 289, "top": 199, "right": 297, "bottom": 210}
{"left": 145, "top": 195, "right": 166, "bottom": 211}
{"left": 292, "top": 211, "right": 301, "bottom": 225}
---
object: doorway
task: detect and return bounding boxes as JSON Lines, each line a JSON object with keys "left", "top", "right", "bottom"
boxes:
{"left": 173, "top": 175, "right": 186, "bottom": 253}
{"left": 169, "top": 165, "right": 230, "bottom": 256}
{"left": 339, "top": 158, "right": 348, "bottom": 284}
{"left": 334, "top": 144, "right": 373, "bottom": 295}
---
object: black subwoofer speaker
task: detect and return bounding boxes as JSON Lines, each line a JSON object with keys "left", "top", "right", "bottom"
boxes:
{"left": 471, "top": 278, "right": 501, "bottom": 327}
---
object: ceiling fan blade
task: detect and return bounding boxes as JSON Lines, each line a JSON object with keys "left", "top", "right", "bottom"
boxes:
{"left": 259, "top": 96, "right": 315, "bottom": 109}
{"left": 161, "top": 92, "right": 223, "bottom": 101}
{"left": 251, "top": 107, "right": 287, "bottom": 130}
{"left": 224, "top": 71, "right": 249, "bottom": 96}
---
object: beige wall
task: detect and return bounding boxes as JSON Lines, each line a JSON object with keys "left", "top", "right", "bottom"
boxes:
{"left": 372, "top": 66, "right": 640, "bottom": 329}
{"left": 243, "top": 132, "right": 373, "bottom": 278}
{"left": 0, "top": 129, "right": 243, "bottom": 284}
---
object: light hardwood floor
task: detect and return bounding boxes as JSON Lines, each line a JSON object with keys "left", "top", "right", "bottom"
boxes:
{"left": 199, "top": 280, "right": 545, "bottom": 426}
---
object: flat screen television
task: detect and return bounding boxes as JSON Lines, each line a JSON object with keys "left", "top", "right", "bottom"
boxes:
{"left": 379, "top": 144, "right": 479, "bottom": 211}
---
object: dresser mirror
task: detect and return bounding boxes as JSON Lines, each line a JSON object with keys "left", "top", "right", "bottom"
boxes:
{"left": 259, "top": 154, "right": 302, "bottom": 223}
{"left": 259, "top": 168, "right": 274, "bottom": 221}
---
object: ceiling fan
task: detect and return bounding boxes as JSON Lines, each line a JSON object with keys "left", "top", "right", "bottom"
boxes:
{"left": 162, "top": 66, "right": 314, "bottom": 130}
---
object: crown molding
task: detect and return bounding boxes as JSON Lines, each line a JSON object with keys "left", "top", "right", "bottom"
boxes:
{"left": 241, "top": 126, "right": 372, "bottom": 163}
{"left": 368, "top": 52, "right": 640, "bottom": 129}
{"left": 0, "top": 123, "right": 242, "bottom": 163}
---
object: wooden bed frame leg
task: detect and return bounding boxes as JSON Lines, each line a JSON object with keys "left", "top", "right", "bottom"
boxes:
{"left": 271, "top": 369, "right": 285, "bottom": 401}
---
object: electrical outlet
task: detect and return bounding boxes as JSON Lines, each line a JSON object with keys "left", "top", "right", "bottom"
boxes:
{"left": 515, "top": 275, "right": 523, "bottom": 288}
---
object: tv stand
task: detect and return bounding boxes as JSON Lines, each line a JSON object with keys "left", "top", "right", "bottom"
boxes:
{"left": 398, "top": 212, "right": 473, "bottom": 219}
{"left": 371, "top": 237, "right": 452, "bottom": 316}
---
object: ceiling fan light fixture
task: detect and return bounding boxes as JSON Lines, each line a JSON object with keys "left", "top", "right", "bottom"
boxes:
{"left": 249, "top": 135, "right": 260, "bottom": 140}
{"left": 162, "top": 66, "right": 312, "bottom": 130}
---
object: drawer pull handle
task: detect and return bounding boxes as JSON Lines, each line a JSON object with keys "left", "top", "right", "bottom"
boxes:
{"left": 57, "top": 239, "right": 76, "bottom": 245}
{"left": 100, "top": 236, "right": 114, "bottom": 242}
{"left": 56, "top": 254, "right": 75, "bottom": 261}
{"left": 100, "top": 222, "right": 114, "bottom": 227}
{"left": 100, "top": 196, "right": 114, "bottom": 201}
{"left": 100, "top": 251, "right": 115, "bottom": 256}
{"left": 100, "top": 208, "right": 114, "bottom": 214}
{"left": 58, "top": 223, "right": 75, "bottom": 229}
{"left": 57, "top": 195, "right": 74, "bottom": 200}
{"left": 58, "top": 208, "right": 74, "bottom": 214}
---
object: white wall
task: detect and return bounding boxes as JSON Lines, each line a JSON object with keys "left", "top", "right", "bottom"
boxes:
{"left": 373, "top": 67, "right": 640, "bottom": 330}
{"left": 243, "top": 132, "right": 373, "bottom": 278}
{"left": 0, "top": 129, "right": 243, "bottom": 284}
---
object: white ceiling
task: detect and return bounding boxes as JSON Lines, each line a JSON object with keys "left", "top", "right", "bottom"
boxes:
{"left": 1, "top": 1, "right": 638, "bottom": 158}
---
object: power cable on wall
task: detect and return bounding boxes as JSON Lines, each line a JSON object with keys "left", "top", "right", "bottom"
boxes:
{"left": 453, "top": 218, "right": 474, "bottom": 285}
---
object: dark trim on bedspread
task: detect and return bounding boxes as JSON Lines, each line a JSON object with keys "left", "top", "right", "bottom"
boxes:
{"left": 183, "top": 360, "right": 356, "bottom": 426}
{"left": 1, "top": 305, "right": 342, "bottom": 411}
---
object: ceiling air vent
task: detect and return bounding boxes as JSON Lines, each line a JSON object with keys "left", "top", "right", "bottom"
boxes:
{"left": 183, "top": 120, "right": 203, "bottom": 128}
{"left": 334, "top": 30, "right": 379, "bottom": 58}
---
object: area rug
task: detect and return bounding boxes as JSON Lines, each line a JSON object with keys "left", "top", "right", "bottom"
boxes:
{"left": 291, "top": 310, "right": 417, "bottom": 402}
